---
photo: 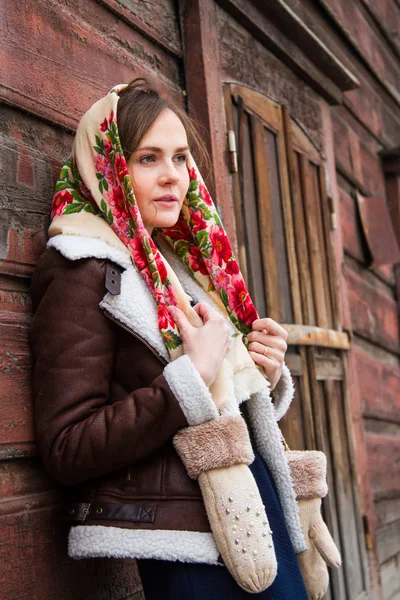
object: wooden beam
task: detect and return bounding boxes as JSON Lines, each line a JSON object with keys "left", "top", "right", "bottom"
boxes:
{"left": 282, "top": 323, "right": 350, "bottom": 349}
{"left": 253, "top": 0, "right": 360, "bottom": 91}
{"left": 179, "top": 0, "right": 237, "bottom": 248}
{"left": 216, "top": 0, "right": 345, "bottom": 105}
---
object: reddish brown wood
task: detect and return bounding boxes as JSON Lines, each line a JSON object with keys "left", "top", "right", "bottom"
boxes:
{"left": 354, "top": 345, "right": 400, "bottom": 424}
{"left": 180, "top": 0, "right": 235, "bottom": 246}
{"left": 356, "top": 193, "right": 400, "bottom": 268}
{"left": 0, "top": 501, "right": 143, "bottom": 599}
{"left": 365, "top": 432, "right": 400, "bottom": 500}
{"left": 345, "top": 265, "right": 400, "bottom": 353}
{"left": 316, "top": 0, "right": 400, "bottom": 105}
{"left": 339, "top": 188, "right": 367, "bottom": 262}
{"left": 1, "top": 0, "right": 181, "bottom": 131}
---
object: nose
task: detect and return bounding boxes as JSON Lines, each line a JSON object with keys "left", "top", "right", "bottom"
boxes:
{"left": 159, "top": 159, "right": 180, "bottom": 185}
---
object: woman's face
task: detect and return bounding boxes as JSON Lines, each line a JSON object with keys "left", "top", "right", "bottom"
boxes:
{"left": 128, "top": 108, "right": 190, "bottom": 234}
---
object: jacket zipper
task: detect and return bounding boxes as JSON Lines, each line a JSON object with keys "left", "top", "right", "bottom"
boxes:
{"left": 101, "top": 307, "right": 167, "bottom": 366}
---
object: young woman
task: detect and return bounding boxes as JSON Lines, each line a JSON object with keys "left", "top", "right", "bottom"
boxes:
{"left": 30, "top": 79, "right": 340, "bottom": 599}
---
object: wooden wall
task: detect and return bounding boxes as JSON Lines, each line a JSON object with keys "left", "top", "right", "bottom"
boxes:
{"left": 0, "top": 0, "right": 184, "bottom": 597}
{"left": 1, "top": 0, "right": 399, "bottom": 598}
{"left": 304, "top": 1, "right": 400, "bottom": 598}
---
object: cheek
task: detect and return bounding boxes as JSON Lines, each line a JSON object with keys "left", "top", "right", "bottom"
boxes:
{"left": 128, "top": 166, "right": 151, "bottom": 205}
{"left": 181, "top": 170, "right": 190, "bottom": 196}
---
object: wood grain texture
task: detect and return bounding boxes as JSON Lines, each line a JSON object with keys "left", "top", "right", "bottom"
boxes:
{"left": 354, "top": 345, "right": 400, "bottom": 424}
{"left": 365, "top": 432, "right": 400, "bottom": 500}
{"left": 0, "top": 501, "right": 144, "bottom": 599}
{"left": 316, "top": 0, "right": 400, "bottom": 105}
{"left": 345, "top": 264, "right": 399, "bottom": 353}
{"left": 0, "top": 0, "right": 181, "bottom": 131}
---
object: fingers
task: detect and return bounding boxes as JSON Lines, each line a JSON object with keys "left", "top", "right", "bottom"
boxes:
{"left": 193, "top": 301, "right": 223, "bottom": 324}
{"left": 247, "top": 331, "right": 287, "bottom": 353}
{"left": 167, "top": 305, "right": 192, "bottom": 335}
{"left": 252, "top": 317, "right": 288, "bottom": 341}
{"left": 310, "top": 521, "right": 342, "bottom": 568}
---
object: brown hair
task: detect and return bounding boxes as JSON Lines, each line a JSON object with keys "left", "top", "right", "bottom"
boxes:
{"left": 117, "top": 77, "right": 210, "bottom": 177}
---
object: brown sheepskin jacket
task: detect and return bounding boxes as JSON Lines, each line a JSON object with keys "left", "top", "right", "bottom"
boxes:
{"left": 29, "top": 235, "right": 304, "bottom": 564}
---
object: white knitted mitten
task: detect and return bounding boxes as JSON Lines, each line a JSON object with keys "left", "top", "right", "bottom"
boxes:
{"left": 286, "top": 451, "right": 341, "bottom": 600}
{"left": 174, "top": 415, "right": 277, "bottom": 593}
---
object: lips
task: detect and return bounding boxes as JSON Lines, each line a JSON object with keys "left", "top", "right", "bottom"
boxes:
{"left": 153, "top": 194, "right": 179, "bottom": 203}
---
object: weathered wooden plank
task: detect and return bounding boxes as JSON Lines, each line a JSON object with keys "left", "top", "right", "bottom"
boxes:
{"left": 360, "top": 0, "right": 400, "bottom": 58}
{"left": 240, "top": 110, "right": 267, "bottom": 316}
{"left": 251, "top": 114, "right": 281, "bottom": 321}
{"left": 376, "top": 520, "right": 400, "bottom": 564}
{"left": 375, "top": 496, "right": 400, "bottom": 529}
{"left": 282, "top": 324, "right": 350, "bottom": 349}
{"left": 217, "top": 0, "right": 344, "bottom": 104}
{"left": 354, "top": 346, "right": 400, "bottom": 424}
{"left": 365, "top": 432, "right": 400, "bottom": 500}
{"left": 356, "top": 192, "right": 400, "bottom": 268}
{"left": 316, "top": 0, "right": 400, "bottom": 105}
{"left": 325, "top": 378, "right": 368, "bottom": 598}
{"left": 332, "top": 111, "right": 387, "bottom": 197}
{"left": 339, "top": 187, "right": 366, "bottom": 262}
{"left": 345, "top": 265, "right": 399, "bottom": 353}
{"left": 0, "top": 104, "right": 74, "bottom": 274}
{"left": 216, "top": 3, "right": 333, "bottom": 140}
{"left": 181, "top": 0, "right": 233, "bottom": 242}
{"left": 380, "top": 554, "right": 400, "bottom": 600}
{"left": 0, "top": 0, "right": 181, "bottom": 131}
{"left": 283, "top": 0, "right": 400, "bottom": 146}
{"left": 0, "top": 458, "right": 54, "bottom": 500}
{"left": 0, "top": 311, "right": 34, "bottom": 452}
{"left": 96, "top": 0, "right": 182, "bottom": 57}
{"left": 0, "top": 500, "right": 144, "bottom": 599}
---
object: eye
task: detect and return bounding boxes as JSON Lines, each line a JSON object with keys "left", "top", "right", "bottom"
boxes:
{"left": 174, "top": 154, "right": 188, "bottom": 164}
{"left": 139, "top": 155, "right": 156, "bottom": 164}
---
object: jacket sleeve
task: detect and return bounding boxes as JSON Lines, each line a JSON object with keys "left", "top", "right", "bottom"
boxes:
{"left": 270, "top": 362, "right": 295, "bottom": 421}
{"left": 30, "top": 249, "right": 217, "bottom": 486}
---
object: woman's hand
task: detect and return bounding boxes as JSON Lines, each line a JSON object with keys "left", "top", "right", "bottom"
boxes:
{"left": 167, "top": 302, "right": 231, "bottom": 389}
{"left": 247, "top": 318, "right": 288, "bottom": 391}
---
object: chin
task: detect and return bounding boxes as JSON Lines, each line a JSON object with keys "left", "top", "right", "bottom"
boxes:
{"left": 153, "top": 212, "right": 181, "bottom": 229}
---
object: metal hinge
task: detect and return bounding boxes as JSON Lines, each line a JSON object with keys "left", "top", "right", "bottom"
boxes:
{"left": 362, "top": 515, "right": 373, "bottom": 551}
{"left": 227, "top": 130, "right": 238, "bottom": 173}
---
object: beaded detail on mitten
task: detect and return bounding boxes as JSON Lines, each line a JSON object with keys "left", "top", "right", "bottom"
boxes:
{"left": 174, "top": 415, "right": 277, "bottom": 593}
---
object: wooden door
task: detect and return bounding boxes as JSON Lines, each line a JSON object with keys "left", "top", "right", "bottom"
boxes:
{"left": 224, "top": 83, "right": 371, "bottom": 600}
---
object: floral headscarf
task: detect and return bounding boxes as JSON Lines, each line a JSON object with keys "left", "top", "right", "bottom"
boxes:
{"left": 50, "top": 84, "right": 258, "bottom": 353}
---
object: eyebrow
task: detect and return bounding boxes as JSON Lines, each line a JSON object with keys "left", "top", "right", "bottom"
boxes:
{"left": 136, "top": 145, "right": 189, "bottom": 153}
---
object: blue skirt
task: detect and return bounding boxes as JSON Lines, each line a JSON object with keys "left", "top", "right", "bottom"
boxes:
{"left": 137, "top": 450, "right": 308, "bottom": 599}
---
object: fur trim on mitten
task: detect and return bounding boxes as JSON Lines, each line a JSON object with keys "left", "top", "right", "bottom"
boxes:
{"left": 173, "top": 415, "right": 254, "bottom": 479}
{"left": 286, "top": 450, "right": 341, "bottom": 600}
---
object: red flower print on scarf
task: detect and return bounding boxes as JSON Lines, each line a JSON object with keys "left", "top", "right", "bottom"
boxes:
{"left": 51, "top": 190, "right": 74, "bottom": 218}
{"left": 115, "top": 153, "right": 129, "bottom": 180}
{"left": 103, "top": 141, "right": 112, "bottom": 157}
{"left": 188, "top": 245, "right": 208, "bottom": 276}
{"left": 227, "top": 277, "right": 257, "bottom": 327}
{"left": 131, "top": 237, "right": 147, "bottom": 271}
{"left": 95, "top": 153, "right": 108, "bottom": 175}
{"left": 226, "top": 260, "right": 239, "bottom": 275}
{"left": 192, "top": 210, "right": 207, "bottom": 232}
{"left": 209, "top": 225, "right": 232, "bottom": 266}
{"left": 100, "top": 111, "right": 114, "bottom": 132}
{"left": 109, "top": 186, "right": 129, "bottom": 219}
{"left": 154, "top": 251, "right": 168, "bottom": 283}
{"left": 199, "top": 182, "right": 213, "bottom": 207}
{"left": 158, "top": 304, "right": 175, "bottom": 330}
{"left": 165, "top": 214, "right": 192, "bottom": 241}
{"left": 188, "top": 167, "right": 197, "bottom": 181}
{"left": 213, "top": 268, "right": 230, "bottom": 291}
